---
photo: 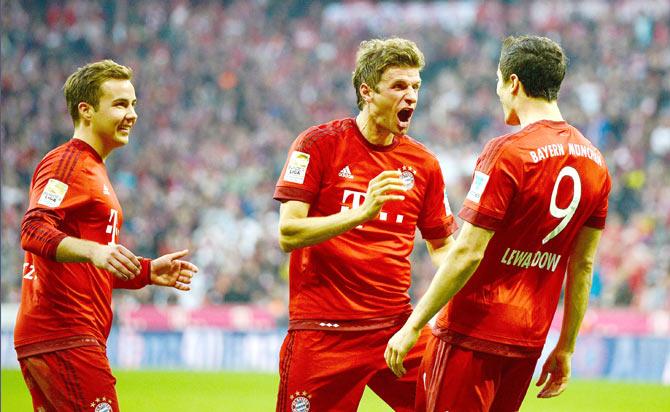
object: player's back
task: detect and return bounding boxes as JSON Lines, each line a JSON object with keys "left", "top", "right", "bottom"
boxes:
{"left": 437, "top": 120, "right": 610, "bottom": 348}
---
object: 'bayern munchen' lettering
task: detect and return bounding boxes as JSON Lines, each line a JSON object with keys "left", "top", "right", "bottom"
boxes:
{"left": 567, "top": 143, "right": 603, "bottom": 166}
{"left": 529, "top": 143, "right": 565, "bottom": 163}
{"left": 500, "top": 247, "right": 562, "bottom": 272}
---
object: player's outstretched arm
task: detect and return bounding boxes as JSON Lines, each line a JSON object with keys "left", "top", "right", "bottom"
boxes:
{"left": 385, "top": 222, "right": 494, "bottom": 377}
{"left": 149, "top": 249, "right": 199, "bottom": 291}
{"left": 278, "top": 170, "right": 406, "bottom": 252}
{"left": 536, "top": 226, "right": 603, "bottom": 398}
{"left": 56, "top": 237, "right": 141, "bottom": 281}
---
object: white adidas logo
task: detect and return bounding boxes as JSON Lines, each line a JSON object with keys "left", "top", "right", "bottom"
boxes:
{"left": 103, "top": 184, "right": 110, "bottom": 195}
{"left": 338, "top": 166, "right": 354, "bottom": 179}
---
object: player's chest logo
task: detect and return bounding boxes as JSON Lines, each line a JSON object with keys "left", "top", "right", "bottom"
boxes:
{"left": 106, "top": 208, "right": 120, "bottom": 245}
{"left": 399, "top": 165, "right": 417, "bottom": 190}
{"left": 338, "top": 165, "right": 354, "bottom": 179}
{"left": 340, "top": 189, "right": 406, "bottom": 227}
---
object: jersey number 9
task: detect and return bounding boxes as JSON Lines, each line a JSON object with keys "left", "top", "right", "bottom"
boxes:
{"left": 542, "top": 166, "right": 581, "bottom": 244}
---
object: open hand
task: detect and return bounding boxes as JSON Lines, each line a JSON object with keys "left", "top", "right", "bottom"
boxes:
{"left": 150, "top": 249, "right": 198, "bottom": 291}
{"left": 384, "top": 325, "right": 421, "bottom": 378}
{"left": 536, "top": 348, "right": 572, "bottom": 398}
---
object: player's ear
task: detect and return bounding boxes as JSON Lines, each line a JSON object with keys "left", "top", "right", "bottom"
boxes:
{"left": 360, "top": 83, "right": 373, "bottom": 103}
{"left": 78, "top": 102, "right": 94, "bottom": 121}
{"left": 509, "top": 74, "right": 521, "bottom": 96}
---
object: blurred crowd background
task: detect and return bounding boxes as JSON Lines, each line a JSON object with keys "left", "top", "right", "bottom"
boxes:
{"left": 2, "top": 0, "right": 669, "bottom": 323}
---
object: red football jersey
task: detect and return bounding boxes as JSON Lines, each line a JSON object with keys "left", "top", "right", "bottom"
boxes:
{"left": 435, "top": 120, "right": 611, "bottom": 351}
{"left": 274, "top": 118, "right": 457, "bottom": 327}
{"left": 15, "top": 139, "right": 150, "bottom": 359}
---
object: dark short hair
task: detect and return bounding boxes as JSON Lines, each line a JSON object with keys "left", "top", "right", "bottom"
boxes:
{"left": 499, "top": 35, "right": 567, "bottom": 101}
{"left": 352, "top": 38, "right": 425, "bottom": 110}
{"left": 63, "top": 59, "right": 134, "bottom": 125}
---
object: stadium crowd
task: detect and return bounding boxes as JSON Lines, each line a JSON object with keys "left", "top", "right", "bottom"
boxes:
{"left": 2, "top": 0, "right": 669, "bottom": 320}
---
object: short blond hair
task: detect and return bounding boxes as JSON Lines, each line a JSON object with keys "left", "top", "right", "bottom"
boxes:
{"left": 352, "top": 38, "right": 425, "bottom": 110}
{"left": 63, "top": 59, "right": 133, "bottom": 125}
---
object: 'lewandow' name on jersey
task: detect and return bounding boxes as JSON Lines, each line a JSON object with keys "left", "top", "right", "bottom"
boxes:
{"left": 500, "top": 247, "right": 562, "bottom": 272}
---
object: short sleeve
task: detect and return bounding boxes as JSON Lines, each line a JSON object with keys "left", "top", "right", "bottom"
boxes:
{"left": 417, "top": 158, "right": 458, "bottom": 239}
{"left": 273, "top": 127, "right": 326, "bottom": 204}
{"left": 458, "top": 138, "right": 520, "bottom": 231}
{"left": 584, "top": 169, "right": 611, "bottom": 229}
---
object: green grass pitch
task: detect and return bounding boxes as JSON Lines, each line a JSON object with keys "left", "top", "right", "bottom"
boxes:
{"left": 3, "top": 369, "right": 669, "bottom": 411}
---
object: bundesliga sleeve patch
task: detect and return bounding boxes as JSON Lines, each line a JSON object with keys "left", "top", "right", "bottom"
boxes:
{"left": 444, "top": 190, "right": 453, "bottom": 216}
{"left": 465, "top": 171, "right": 489, "bottom": 204}
{"left": 283, "top": 151, "right": 310, "bottom": 184}
{"left": 37, "top": 178, "right": 69, "bottom": 207}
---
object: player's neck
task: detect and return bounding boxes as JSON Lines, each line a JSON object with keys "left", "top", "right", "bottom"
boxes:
{"left": 355, "top": 112, "right": 395, "bottom": 146}
{"left": 515, "top": 99, "right": 564, "bottom": 128}
{"left": 72, "top": 127, "right": 112, "bottom": 161}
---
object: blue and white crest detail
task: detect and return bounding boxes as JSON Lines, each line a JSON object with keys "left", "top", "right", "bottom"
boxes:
{"left": 466, "top": 171, "right": 490, "bottom": 204}
{"left": 399, "top": 165, "right": 416, "bottom": 190}
{"left": 290, "top": 391, "right": 312, "bottom": 412}
{"left": 95, "top": 403, "right": 112, "bottom": 412}
{"left": 90, "top": 396, "right": 113, "bottom": 412}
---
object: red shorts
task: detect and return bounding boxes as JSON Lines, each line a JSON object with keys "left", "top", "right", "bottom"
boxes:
{"left": 276, "top": 325, "right": 432, "bottom": 412}
{"left": 417, "top": 335, "right": 539, "bottom": 412}
{"left": 19, "top": 345, "right": 119, "bottom": 412}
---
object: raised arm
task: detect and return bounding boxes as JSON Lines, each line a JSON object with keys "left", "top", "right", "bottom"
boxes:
{"left": 278, "top": 170, "right": 405, "bottom": 252}
{"left": 536, "top": 226, "right": 602, "bottom": 398}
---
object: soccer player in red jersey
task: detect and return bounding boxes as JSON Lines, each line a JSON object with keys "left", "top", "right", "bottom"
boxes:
{"left": 386, "top": 35, "right": 612, "bottom": 411}
{"left": 15, "top": 60, "right": 198, "bottom": 412}
{"left": 273, "top": 38, "right": 458, "bottom": 411}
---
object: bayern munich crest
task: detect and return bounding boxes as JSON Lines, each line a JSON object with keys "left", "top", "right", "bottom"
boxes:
{"left": 290, "top": 391, "right": 312, "bottom": 412}
{"left": 399, "top": 165, "right": 417, "bottom": 190}
{"left": 90, "top": 397, "right": 113, "bottom": 412}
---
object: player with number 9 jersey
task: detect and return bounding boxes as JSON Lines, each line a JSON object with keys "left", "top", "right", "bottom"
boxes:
{"left": 385, "top": 36, "right": 612, "bottom": 412}
{"left": 434, "top": 119, "right": 611, "bottom": 351}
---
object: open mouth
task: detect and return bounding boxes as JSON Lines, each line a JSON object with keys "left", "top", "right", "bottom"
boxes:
{"left": 397, "top": 108, "right": 414, "bottom": 129}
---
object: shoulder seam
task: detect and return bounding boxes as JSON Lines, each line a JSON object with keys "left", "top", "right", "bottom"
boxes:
{"left": 403, "top": 135, "right": 438, "bottom": 157}
{"left": 52, "top": 144, "right": 83, "bottom": 184}
{"left": 480, "top": 137, "right": 509, "bottom": 172}
{"left": 480, "top": 128, "right": 533, "bottom": 172}
{"left": 296, "top": 125, "right": 341, "bottom": 152}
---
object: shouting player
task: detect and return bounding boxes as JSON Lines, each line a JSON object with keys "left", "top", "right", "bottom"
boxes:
{"left": 385, "top": 35, "right": 611, "bottom": 411}
{"left": 15, "top": 60, "right": 198, "bottom": 412}
{"left": 274, "top": 38, "right": 457, "bottom": 411}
